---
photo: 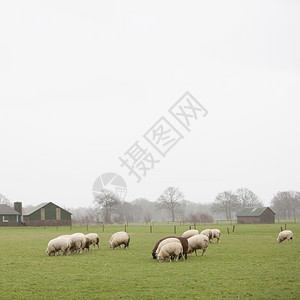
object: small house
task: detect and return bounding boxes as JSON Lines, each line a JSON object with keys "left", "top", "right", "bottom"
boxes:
{"left": 236, "top": 207, "right": 275, "bottom": 224}
{"left": 0, "top": 204, "right": 21, "bottom": 226}
{"left": 23, "top": 202, "right": 72, "bottom": 226}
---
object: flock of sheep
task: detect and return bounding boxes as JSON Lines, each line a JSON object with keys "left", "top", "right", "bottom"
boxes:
{"left": 152, "top": 228, "right": 221, "bottom": 262}
{"left": 45, "top": 231, "right": 129, "bottom": 256}
{"left": 46, "top": 232, "right": 100, "bottom": 256}
{"left": 45, "top": 228, "right": 294, "bottom": 261}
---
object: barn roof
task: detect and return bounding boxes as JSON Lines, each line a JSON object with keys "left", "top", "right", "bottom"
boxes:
{"left": 23, "top": 202, "right": 72, "bottom": 216}
{"left": 236, "top": 207, "right": 275, "bottom": 217}
{"left": 0, "top": 204, "right": 21, "bottom": 215}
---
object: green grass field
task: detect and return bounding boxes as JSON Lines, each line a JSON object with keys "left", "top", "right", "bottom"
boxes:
{"left": 0, "top": 223, "right": 299, "bottom": 299}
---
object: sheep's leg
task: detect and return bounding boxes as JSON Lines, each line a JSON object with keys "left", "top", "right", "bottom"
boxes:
{"left": 195, "top": 250, "right": 197, "bottom": 256}
{"left": 202, "top": 249, "right": 206, "bottom": 256}
{"left": 181, "top": 253, "right": 185, "bottom": 261}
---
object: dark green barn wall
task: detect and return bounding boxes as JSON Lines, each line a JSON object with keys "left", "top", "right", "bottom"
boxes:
{"left": 0, "top": 214, "right": 20, "bottom": 226}
{"left": 23, "top": 202, "right": 72, "bottom": 226}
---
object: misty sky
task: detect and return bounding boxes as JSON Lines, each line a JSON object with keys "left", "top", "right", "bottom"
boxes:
{"left": 0, "top": 1, "right": 299, "bottom": 209}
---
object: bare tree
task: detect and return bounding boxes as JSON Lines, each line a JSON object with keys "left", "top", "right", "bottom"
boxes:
{"left": 187, "top": 213, "right": 200, "bottom": 223}
{"left": 94, "top": 189, "right": 120, "bottom": 223}
{"left": 236, "top": 188, "right": 263, "bottom": 208}
{"left": 199, "top": 213, "right": 214, "bottom": 224}
{"left": 212, "top": 191, "right": 239, "bottom": 221}
{"left": 157, "top": 187, "right": 185, "bottom": 222}
{"left": 0, "top": 193, "right": 11, "bottom": 205}
{"left": 143, "top": 210, "right": 152, "bottom": 223}
{"left": 115, "top": 201, "right": 134, "bottom": 223}
{"left": 271, "top": 191, "right": 300, "bottom": 221}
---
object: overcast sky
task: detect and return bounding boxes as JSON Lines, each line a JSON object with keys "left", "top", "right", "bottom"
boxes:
{"left": 0, "top": 1, "right": 299, "bottom": 209}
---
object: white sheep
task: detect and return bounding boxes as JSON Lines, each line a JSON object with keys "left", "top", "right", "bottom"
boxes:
{"left": 200, "top": 229, "right": 213, "bottom": 242}
{"left": 277, "top": 230, "right": 294, "bottom": 243}
{"left": 85, "top": 233, "right": 100, "bottom": 251}
{"left": 109, "top": 231, "right": 130, "bottom": 249}
{"left": 157, "top": 242, "right": 184, "bottom": 262}
{"left": 187, "top": 234, "right": 209, "bottom": 256}
{"left": 155, "top": 238, "right": 182, "bottom": 256}
{"left": 182, "top": 229, "right": 199, "bottom": 239}
{"left": 109, "top": 231, "right": 126, "bottom": 245}
{"left": 211, "top": 229, "right": 221, "bottom": 243}
{"left": 46, "top": 236, "right": 71, "bottom": 256}
{"left": 60, "top": 233, "right": 85, "bottom": 254}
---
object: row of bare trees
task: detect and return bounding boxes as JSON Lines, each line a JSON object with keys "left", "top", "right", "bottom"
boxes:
{"left": 92, "top": 187, "right": 300, "bottom": 223}
{"left": 2, "top": 188, "right": 300, "bottom": 224}
{"left": 270, "top": 191, "right": 300, "bottom": 221}
{"left": 91, "top": 187, "right": 265, "bottom": 224}
{"left": 211, "top": 188, "right": 263, "bottom": 221}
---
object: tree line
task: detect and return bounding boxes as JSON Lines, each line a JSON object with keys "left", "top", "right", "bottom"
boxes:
{"left": 1, "top": 188, "right": 300, "bottom": 224}
{"left": 86, "top": 187, "right": 300, "bottom": 224}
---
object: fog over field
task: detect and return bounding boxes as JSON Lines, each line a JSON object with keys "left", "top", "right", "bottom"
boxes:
{"left": 0, "top": 1, "right": 299, "bottom": 211}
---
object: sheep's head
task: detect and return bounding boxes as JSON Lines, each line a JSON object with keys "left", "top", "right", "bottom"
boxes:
{"left": 157, "top": 255, "right": 163, "bottom": 262}
{"left": 152, "top": 252, "right": 157, "bottom": 259}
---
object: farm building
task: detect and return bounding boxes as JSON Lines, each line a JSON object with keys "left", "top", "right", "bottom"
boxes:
{"left": 23, "top": 202, "right": 72, "bottom": 226}
{"left": 0, "top": 203, "right": 22, "bottom": 226}
{"left": 236, "top": 207, "right": 275, "bottom": 224}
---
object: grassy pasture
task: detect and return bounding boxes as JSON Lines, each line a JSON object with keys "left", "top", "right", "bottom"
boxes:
{"left": 0, "top": 223, "right": 299, "bottom": 299}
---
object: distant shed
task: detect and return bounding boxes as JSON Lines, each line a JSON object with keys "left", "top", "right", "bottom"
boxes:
{"left": 0, "top": 204, "right": 21, "bottom": 226}
{"left": 236, "top": 207, "right": 275, "bottom": 224}
{"left": 23, "top": 202, "right": 72, "bottom": 226}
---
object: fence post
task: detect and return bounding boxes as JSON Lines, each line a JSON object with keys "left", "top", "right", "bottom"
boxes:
{"left": 174, "top": 226, "right": 176, "bottom": 234}
{"left": 125, "top": 224, "right": 126, "bottom": 232}
{"left": 150, "top": 226, "right": 152, "bottom": 233}
{"left": 189, "top": 225, "right": 191, "bottom": 230}
{"left": 227, "top": 227, "right": 229, "bottom": 235}
{"left": 194, "top": 223, "right": 196, "bottom": 229}
{"left": 280, "top": 226, "right": 283, "bottom": 232}
{"left": 102, "top": 224, "right": 104, "bottom": 232}
{"left": 285, "top": 224, "right": 286, "bottom": 230}
{"left": 70, "top": 225, "right": 72, "bottom": 230}
{"left": 232, "top": 225, "right": 235, "bottom": 232}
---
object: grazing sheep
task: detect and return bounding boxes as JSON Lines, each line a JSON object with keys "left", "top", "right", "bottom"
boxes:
{"left": 109, "top": 231, "right": 126, "bottom": 245}
{"left": 60, "top": 233, "right": 85, "bottom": 254}
{"left": 84, "top": 233, "right": 100, "bottom": 252}
{"left": 152, "top": 236, "right": 188, "bottom": 260}
{"left": 211, "top": 229, "right": 221, "bottom": 243}
{"left": 46, "top": 236, "right": 71, "bottom": 256}
{"left": 200, "top": 229, "right": 213, "bottom": 242}
{"left": 155, "top": 238, "right": 182, "bottom": 257}
{"left": 182, "top": 229, "right": 199, "bottom": 239}
{"left": 157, "top": 242, "right": 184, "bottom": 262}
{"left": 277, "top": 230, "right": 294, "bottom": 243}
{"left": 187, "top": 234, "right": 209, "bottom": 256}
{"left": 109, "top": 231, "right": 130, "bottom": 249}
